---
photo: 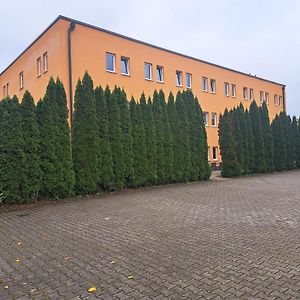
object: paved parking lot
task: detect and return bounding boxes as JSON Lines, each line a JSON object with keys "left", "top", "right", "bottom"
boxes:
{"left": 0, "top": 171, "right": 300, "bottom": 299}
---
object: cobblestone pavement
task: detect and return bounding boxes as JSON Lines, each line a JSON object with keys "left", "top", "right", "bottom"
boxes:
{"left": 0, "top": 171, "right": 300, "bottom": 300}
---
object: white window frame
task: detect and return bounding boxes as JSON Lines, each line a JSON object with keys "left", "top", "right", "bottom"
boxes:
{"left": 224, "top": 82, "right": 229, "bottom": 96}
{"left": 186, "top": 73, "right": 192, "bottom": 89}
{"left": 202, "top": 77, "right": 208, "bottom": 91}
{"left": 106, "top": 52, "right": 116, "bottom": 73}
{"left": 19, "top": 72, "right": 24, "bottom": 89}
{"left": 212, "top": 146, "right": 218, "bottom": 161}
{"left": 210, "top": 79, "right": 216, "bottom": 94}
{"left": 279, "top": 96, "right": 283, "bottom": 106}
{"left": 176, "top": 70, "right": 182, "bottom": 86}
{"left": 144, "top": 62, "right": 152, "bottom": 80}
{"left": 211, "top": 112, "right": 217, "bottom": 127}
{"left": 231, "top": 84, "right": 236, "bottom": 98}
{"left": 249, "top": 88, "right": 253, "bottom": 100}
{"left": 37, "top": 57, "right": 42, "bottom": 77}
{"left": 265, "top": 92, "right": 269, "bottom": 104}
{"left": 274, "top": 95, "right": 278, "bottom": 106}
{"left": 243, "top": 87, "right": 248, "bottom": 99}
{"left": 203, "top": 112, "right": 209, "bottom": 127}
{"left": 156, "top": 65, "right": 164, "bottom": 83}
{"left": 260, "top": 91, "right": 264, "bottom": 103}
{"left": 43, "top": 52, "right": 48, "bottom": 73}
{"left": 121, "top": 56, "right": 130, "bottom": 75}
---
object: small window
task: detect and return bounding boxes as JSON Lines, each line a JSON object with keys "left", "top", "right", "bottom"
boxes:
{"left": 249, "top": 88, "right": 254, "bottom": 100}
{"left": 3, "top": 85, "right": 6, "bottom": 98}
{"left": 19, "top": 72, "right": 24, "bottom": 89}
{"left": 203, "top": 112, "right": 209, "bottom": 127}
{"left": 224, "top": 82, "right": 229, "bottom": 96}
{"left": 37, "top": 57, "right": 42, "bottom": 77}
{"left": 202, "top": 77, "right": 208, "bottom": 91}
{"left": 156, "top": 66, "right": 164, "bottom": 82}
{"left": 211, "top": 112, "right": 217, "bottom": 127}
{"left": 208, "top": 147, "right": 210, "bottom": 161}
{"left": 6, "top": 83, "right": 9, "bottom": 97}
{"left": 43, "top": 52, "right": 48, "bottom": 73}
{"left": 265, "top": 92, "right": 269, "bottom": 104}
{"left": 231, "top": 84, "right": 236, "bottom": 97}
{"left": 279, "top": 96, "right": 283, "bottom": 106}
{"left": 260, "top": 91, "right": 264, "bottom": 103}
{"left": 121, "top": 57, "right": 130, "bottom": 75}
{"left": 106, "top": 52, "right": 115, "bottom": 72}
{"left": 212, "top": 146, "right": 218, "bottom": 161}
{"left": 274, "top": 95, "right": 278, "bottom": 106}
{"left": 176, "top": 70, "right": 182, "bottom": 86}
{"left": 210, "top": 79, "right": 216, "bottom": 93}
{"left": 243, "top": 87, "right": 248, "bottom": 99}
{"left": 186, "top": 73, "right": 192, "bottom": 88}
{"left": 144, "top": 62, "right": 152, "bottom": 80}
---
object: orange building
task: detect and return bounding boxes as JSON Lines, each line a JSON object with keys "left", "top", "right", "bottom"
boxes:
{"left": 0, "top": 15, "right": 286, "bottom": 165}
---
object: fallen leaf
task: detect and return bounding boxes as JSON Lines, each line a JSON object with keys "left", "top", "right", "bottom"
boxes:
{"left": 17, "top": 242, "right": 22, "bottom": 246}
{"left": 15, "top": 259, "right": 20, "bottom": 263}
{"left": 87, "top": 287, "right": 97, "bottom": 293}
{"left": 30, "top": 288, "right": 37, "bottom": 293}
{"left": 4, "top": 286, "right": 8, "bottom": 289}
{"left": 22, "top": 282, "right": 27, "bottom": 285}
{"left": 64, "top": 256, "right": 71, "bottom": 260}
{"left": 104, "top": 217, "right": 109, "bottom": 220}
{"left": 110, "top": 260, "right": 115, "bottom": 264}
{"left": 127, "top": 275, "right": 134, "bottom": 280}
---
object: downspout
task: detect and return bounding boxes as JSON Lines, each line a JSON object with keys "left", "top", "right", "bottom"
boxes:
{"left": 68, "top": 21, "right": 76, "bottom": 129}
{"left": 282, "top": 85, "right": 286, "bottom": 113}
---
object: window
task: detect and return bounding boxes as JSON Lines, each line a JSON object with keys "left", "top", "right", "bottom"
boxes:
{"left": 176, "top": 70, "right": 182, "bottom": 86}
{"left": 265, "top": 92, "right": 269, "bottom": 104}
{"left": 231, "top": 84, "right": 236, "bottom": 97}
{"left": 279, "top": 96, "right": 283, "bottom": 106}
{"left": 243, "top": 87, "right": 248, "bottom": 99}
{"left": 202, "top": 77, "right": 208, "bottom": 91}
{"left": 186, "top": 73, "right": 192, "bottom": 88}
{"left": 121, "top": 57, "right": 130, "bottom": 75}
{"left": 208, "top": 147, "right": 210, "bottom": 161}
{"left": 212, "top": 147, "right": 218, "bottom": 161}
{"left": 43, "top": 52, "right": 48, "bottom": 73}
{"left": 19, "top": 72, "right": 24, "bottom": 89}
{"left": 6, "top": 83, "right": 9, "bottom": 97}
{"left": 106, "top": 52, "right": 115, "bottom": 72}
{"left": 274, "top": 95, "right": 278, "bottom": 106}
{"left": 224, "top": 82, "right": 229, "bottom": 96}
{"left": 211, "top": 112, "right": 217, "bottom": 127}
{"left": 210, "top": 79, "right": 216, "bottom": 93}
{"left": 203, "top": 112, "right": 209, "bottom": 127}
{"left": 156, "top": 65, "right": 164, "bottom": 82}
{"left": 144, "top": 62, "right": 152, "bottom": 80}
{"left": 37, "top": 57, "right": 42, "bottom": 77}
{"left": 260, "top": 91, "right": 264, "bottom": 103}
{"left": 3, "top": 85, "right": 5, "bottom": 98}
{"left": 249, "top": 88, "right": 254, "bottom": 100}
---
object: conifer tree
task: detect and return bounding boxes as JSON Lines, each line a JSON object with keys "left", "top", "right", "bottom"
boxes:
{"left": 249, "top": 101, "right": 267, "bottom": 173}
{"left": 106, "top": 86, "right": 125, "bottom": 190}
{"left": 72, "top": 73, "right": 100, "bottom": 194}
{"left": 260, "top": 102, "right": 274, "bottom": 172}
{"left": 282, "top": 113, "right": 293, "bottom": 170}
{"left": 20, "top": 91, "right": 41, "bottom": 201}
{"left": 0, "top": 97, "right": 25, "bottom": 203}
{"left": 140, "top": 94, "right": 157, "bottom": 184}
{"left": 297, "top": 117, "right": 300, "bottom": 168}
{"left": 290, "top": 116, "right": 298, "bottom": 168}
{"left": 129, "top": 98, "right": 148, "bottom": 187}
{"left": 272, "top": 115, "right": 286, "bottom": 171}
{"left": 245, "top": 109, "right": 255, "bottom": 173}
{"left": 95, "top": 86, "right": 114, "bottom": 190}
{"left": 218, "top": 109, "right": 241, "bottom": 177}
{"left": 238, "top": 104, "right": 250, "bottom": 173}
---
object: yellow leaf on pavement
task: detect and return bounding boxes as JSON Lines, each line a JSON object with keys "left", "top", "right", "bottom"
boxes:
{"left": 127, "top": 275, "right": 134, "bottom": 280}
{"left": 15, "top": 259, "right": 20, "bottom": 263}
{"left": 88, "top": 287, "right": 97, "bottom": 293}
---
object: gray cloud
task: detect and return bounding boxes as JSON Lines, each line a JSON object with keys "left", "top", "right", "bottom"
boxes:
{"left": 0, "top": 0, "right": 299, "bottom": 114}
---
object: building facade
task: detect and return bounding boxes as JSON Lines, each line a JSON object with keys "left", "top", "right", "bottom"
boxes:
{"left": 0, "top": 16, "right": 286, "bottom": 165}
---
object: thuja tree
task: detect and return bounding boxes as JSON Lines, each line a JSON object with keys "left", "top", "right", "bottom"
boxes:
{"left": 249, "top": 101, "right": 266, "bottom": 173}
{"left": 140, "top": 94, "right": 157, "bottom": 184}
{"left": 218, "top": 109, "right": 241, "bottom": 177}
{"left": 290, "top": 116, "right": 298, "bottom": 168}
{"left": 20, "top": 91, "right": 41, "bottom": 201}
{"left": 129, "top": 98, "right": 148, "bottom": 187}
{"left": 297, "top": 117, "right": 300, "bottom": 168}
{"left": 106, "top": 86, "right": 125, "bottom": 190}
{"left": 260, "top": 102, "right": 274, "bottom": 172}
{"left": 245, "top": 109, "right": 255, "bottom": 173}
{"left": 72, "top": 73, "right": 100, "bottom": 194}
{"left": 95, "top": 86, "right": 114, "bottom": 190}
{"left": 0, "top": 97, "right": 25, "bottom": 204}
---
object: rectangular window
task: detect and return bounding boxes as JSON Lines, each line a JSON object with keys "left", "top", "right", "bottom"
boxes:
{"left": 279, "top": 96, "right": 283, "bottom": 106}
{"left": 106, "top": 52, "right": 115, "bottom": 72}
{"left": 260, "top": 91, "right": 264, "bottom": 103}
{"left": 203, "top": 112, "right": 209, "bottom": 127}
{"left": 43, "top": 52, "right": 48, "bottom": 73}
{"left": 210, "top": 79, "right": 216, "bottom": 93}
{"left": 212, "top": 146, "right": 218, "bottom": 161}
{"left": 6, "top": 83, "right": 9, "bottom": 97}
{"left": 224, "top": 82, "right": 229, "bottom": 96}
{"left": 186, "top": 73, "right": 192, "bottom": 88}
{"left": 37, "top": 57, "right": 42, "bottom": 77}
{"left": 211, "top": 112, "right": 217, "bottom": 127}
{"left": 3, "top": 85, "right": 5, "bottom": 98}
{"left": 144, "top": 62, "right": 152, "bottom": 80}
{"left": 121, "top": 56, "right": 130, "bottom": 75}
{"left": 249, "top": 88, "right": 254, "bottom": 100}
{"left": 202, "top": 77, "right": 208, "bottom": 91}
{"left": 208, "top": 147, "right": 210, "bottom": 161}
{"left": 156, "top": 65, "right": 164, "bottom": 82}
{"left": 231, "top": 84, "right": 236, "bottom": 97}
{"left": 274, "top": 95, "right": 278, "bottom": 106}
{"left": 265, "top": 92, "right": 269, "bottom": 104}
{"left": 243, "top": 87, "right": 248, "bottom": 99}
{"left": 19, "top": 72, "right": 24, "bottom": 89}
{"left": 176, "top": 70, "right": 182, "bottom": 86}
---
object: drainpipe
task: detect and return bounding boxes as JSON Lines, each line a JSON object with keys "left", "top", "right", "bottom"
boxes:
{"left": 282, "top": 86, "right": 286, "bottom": 113}
{"left": 68, "top": 21, "right": 76, "bottom": 129}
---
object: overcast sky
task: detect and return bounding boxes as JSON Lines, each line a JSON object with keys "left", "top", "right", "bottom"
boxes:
{"left": 0, "top": 0, "right": 299, "bottom": 115}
